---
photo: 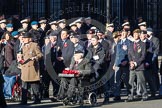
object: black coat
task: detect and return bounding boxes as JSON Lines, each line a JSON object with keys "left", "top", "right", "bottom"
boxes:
{"left": 13, "top": 39, "right": 21, "bottom": 59}
{"left": 144, "top": 40, "right": 154, "bottom": 69}
{"left": 149, "top": 36, "right": 159, "bottom": 71}
{"left": 38, "top": 27, "right": 48, "bottom": 48}
{"left": 100, "top": 39, "right": 110, "bottom": 61}
{"left": 4, "top": 41, "right": 14, "bottom": 67}
{"left": 58, "top": 39, "right": 74, "bottom": 67}
{"left": 88, "top": 43, "right": 105, "bottom": 71}
{"left": 149, "top": 36, "right": 159, "bottom": 56}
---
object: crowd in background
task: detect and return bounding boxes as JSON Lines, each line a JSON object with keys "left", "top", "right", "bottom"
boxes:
{"left": 0, "top": 15, "right": 162, "bottom": 107}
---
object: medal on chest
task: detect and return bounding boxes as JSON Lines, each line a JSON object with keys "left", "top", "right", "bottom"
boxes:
{"left": 122, "top": 45, "right": 127, "bottom": 51}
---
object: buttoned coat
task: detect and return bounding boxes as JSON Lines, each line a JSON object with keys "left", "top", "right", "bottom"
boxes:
{"left": 20, "top": 42, "right": 43, "bottom": 82}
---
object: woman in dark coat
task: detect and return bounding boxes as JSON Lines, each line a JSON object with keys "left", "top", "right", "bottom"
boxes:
{"left": 2, "top": 31, "right": 14, "bottom": 72}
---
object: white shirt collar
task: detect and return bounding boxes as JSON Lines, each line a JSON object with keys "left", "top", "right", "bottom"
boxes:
{"left": 121, "top": 38, "right": 126, "bottom": 42}
{"left": 141, "top": 39, "right": 146, "bottom": 43}
{"left": 134, "top": 39, "right": 140, "bottom": 43}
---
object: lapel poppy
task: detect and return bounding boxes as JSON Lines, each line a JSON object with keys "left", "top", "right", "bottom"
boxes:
{"left": 64, "top": 42, "right": 68, "bottom": 47}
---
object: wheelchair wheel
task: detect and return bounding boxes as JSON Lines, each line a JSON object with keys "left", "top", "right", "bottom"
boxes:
{"left": 13, "top": 84, "right": 21, "bottom": 101}
{"left": 88, "top": 92, "right": 97, "bottom": 105}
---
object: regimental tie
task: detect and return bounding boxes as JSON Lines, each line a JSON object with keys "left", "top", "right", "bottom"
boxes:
{"left": 74, "top": 61, "right": 78, "bottom": 69}
{"left": 134, "top": 42, "right": 137, "bottom": 51}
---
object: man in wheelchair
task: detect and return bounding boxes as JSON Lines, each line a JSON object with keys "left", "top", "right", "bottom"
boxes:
{"left": 3, "top": 53, "right": 21, "bottom": 100}
{"left": 57, "top": 49, "right": 92, "bottom": 104}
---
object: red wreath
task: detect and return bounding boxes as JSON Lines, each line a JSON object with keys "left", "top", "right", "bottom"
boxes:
{"left": 62, "top": 70, "right": 79, "bottom": 75}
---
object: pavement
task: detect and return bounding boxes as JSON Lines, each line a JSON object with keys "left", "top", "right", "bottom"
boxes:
{"left": 7, "top": 96, "right": 162, "bottom": 108}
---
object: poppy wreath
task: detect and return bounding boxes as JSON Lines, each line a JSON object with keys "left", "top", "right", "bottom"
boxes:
{"left": 62, "top": 70, "right": 79, "bottom": 75}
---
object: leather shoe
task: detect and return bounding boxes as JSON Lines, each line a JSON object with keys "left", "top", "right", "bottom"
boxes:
{"left": 33, "top": 100, "right": 41, "bottom": 104}
{"left": 103, "top": 99, "right": 109, "bottom": 104}
{"left": 113, "top": 96, "right": 121, "bottom": 101}
{"left": 19, "top": 102, "right": 27, "bottom": 105}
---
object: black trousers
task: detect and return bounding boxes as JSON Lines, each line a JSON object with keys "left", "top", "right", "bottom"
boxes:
{"left": 21, "top": 80, "right": 40, "bottom": 103}
{"left": 144, "top": 68, "right": 156, "bottom": 95}
{"left": 0, "top": 83, "right": 7, "bottom": 108}
{"left": 57, "top": 77, "right": 78, "bottom": 99}
{"left": 114, "top": 66, "right": 130, "bottom": 97}
{"left": 41, "top": 71, "right": 59, "bottom": 98}
{"left": 152, "top": 59, "right": 160, "bottom": 91}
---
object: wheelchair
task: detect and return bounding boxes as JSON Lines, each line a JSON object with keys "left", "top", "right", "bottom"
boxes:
{"left": 58, "top": 73, "right": 97, "bottom": 106}
{"left": 12, "top": 76, "right": 22, "bottom": 101}
{"left": 12, "top": 75, "right": 22, "bottom": 101}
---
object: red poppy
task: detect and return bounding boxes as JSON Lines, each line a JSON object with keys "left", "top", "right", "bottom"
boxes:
{"left": 19, "top": 60, "right": 25, "bottom": 64}
{"left": 64, "top": 42, "right": 68, "bottom": 47}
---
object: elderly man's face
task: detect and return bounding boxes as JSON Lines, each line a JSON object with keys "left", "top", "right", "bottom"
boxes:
{"left": 74, "top": 53, "right": 83, "bottom": 61}
{"left": 61, "top": 31, "right": 68, "bottom": 40}
{"left": 49, "top": 36, "right": 57, "bottom": 43}
{"left": 70, "top": 37, "right": 79, "bottom": 44}
{"left": 23, "top": 38, "right": 30, "bottom": 44}
{"left": 45, "top": 38, "right": 50, "bottom": 45}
